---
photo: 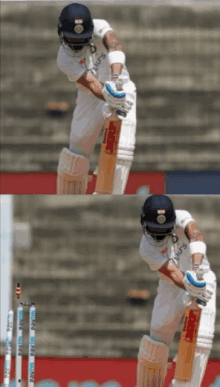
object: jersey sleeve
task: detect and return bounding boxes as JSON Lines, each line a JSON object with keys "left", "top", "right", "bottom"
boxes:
{"left": 93, "top": 19, "right": 113, "bottom": 40}
{"left": 57, "top": 46, "right": 86, "bottom": 82}
{"left": 139, "top": 236, "right": 168, "bottom": 271}
{"left": 175, "top": 210, "right": 195, "bottom": 230}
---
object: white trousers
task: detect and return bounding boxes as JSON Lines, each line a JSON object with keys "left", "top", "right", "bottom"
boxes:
{"left": 150, "top": 270, "right": 216, "bottom": 347}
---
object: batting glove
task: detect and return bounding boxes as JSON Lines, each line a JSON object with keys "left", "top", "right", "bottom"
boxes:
{"left": 102, "top": 81, "right": 126, "bottom": 109}
{"left": 183, "top": 270, "right": 213, "bottom": 303}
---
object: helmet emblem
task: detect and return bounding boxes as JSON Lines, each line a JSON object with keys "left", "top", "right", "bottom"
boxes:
{"left": 157, "top": 209, "right": 165, "bottom": 214}
{"left": 157, "top": 214, "right": 166, "bottom": 224}
{"left": 74, "top": 24, "right": 84, "bottom": 34}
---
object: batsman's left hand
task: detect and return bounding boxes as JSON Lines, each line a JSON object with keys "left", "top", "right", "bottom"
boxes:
{"left": 183, "top": 270, "right": 213, "bottom": 303}
{"left": 102, "top": 80, "right": 126, "bottom": 109}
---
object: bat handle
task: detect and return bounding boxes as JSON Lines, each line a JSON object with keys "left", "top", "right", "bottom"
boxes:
{"left": 195, "top": 268, "right": 206, "bottom": 306}
{"left": 116, "top": 77, "right": 123, "bottom": 91}
{"left": 115, "top": 109, "right": 126, "bottom": 118}
{"left": 115, "top": 77, "right": 127, "bottom": 118}
{"left": 196, "top": 298, "right": 206, "bottom": 306}
{"left": 196, "top": 267, "right": 204, "bottom": 280}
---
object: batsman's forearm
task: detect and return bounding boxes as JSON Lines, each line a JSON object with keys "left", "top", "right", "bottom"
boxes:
{"left": 111, "top": 63, "right": 123, "bottom": 77}
{"left": 171, "top": 271, "right": 186, "bottom": 290}
{"left": 167, "top": 260, "right": 186, "bottom": 290}
{"left": 185, "top": 221, "right": 205, "bottom": 269}
{"left": 192, "top": 252, "right": 204, "bottom": 268}
{"left": 89, "top": 79, "right": 105, "bottom": 101}
{"left": 159, "top": 260, "right": 186, "bottom": 290}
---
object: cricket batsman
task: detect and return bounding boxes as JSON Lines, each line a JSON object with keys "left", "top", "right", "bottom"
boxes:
{"left": 137, "top": 195, "right": 216, "bottom": 387}
{"left": 56, "top": 3, "right": 136, "bottom": 194}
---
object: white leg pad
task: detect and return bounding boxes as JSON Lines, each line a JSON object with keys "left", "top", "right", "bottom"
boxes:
{"left": 113, "top": 119, "right": 135, "bottom": 194}
{"left": 137, "top": 335, "right": 169, "bottom": 387}
{"left": 57, "top": 148, "right": 89, "bottom": 194}
{"left": 171, "top": 307, "right": 215, "bottom": 387}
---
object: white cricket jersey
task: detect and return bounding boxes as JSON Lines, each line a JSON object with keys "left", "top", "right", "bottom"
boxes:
{"left": 57, "top": 19, "right": 130, "bottom": 96}
{"left": 139, "top": 209, "right": 210, "bottom": 285}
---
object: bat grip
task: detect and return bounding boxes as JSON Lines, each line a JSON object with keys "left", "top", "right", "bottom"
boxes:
{"left": 195, "top": 268, "right": 206, "bottom": 306}
{"left": 196, "top": 298, "right": 206, "bottom": 306}
{"left": 115, "top": 78, "right": 123, "bottom": 91}
{"left": 115, "top": 78, "right": 127, "bottom": 118}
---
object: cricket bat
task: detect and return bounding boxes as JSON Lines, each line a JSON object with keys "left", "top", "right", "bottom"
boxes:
{"left": 94, "top": 79, "right": 124, "bottom": 194}
{"left": 174, "top": 270, "right": 205, "bottom": 381}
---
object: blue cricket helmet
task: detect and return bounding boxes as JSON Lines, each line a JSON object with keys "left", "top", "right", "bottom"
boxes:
{"left": 58, "top": 3, "right": 94, "bottom": 50}
{"left": 141, "top": 195, "right": 176, "bottom": 239}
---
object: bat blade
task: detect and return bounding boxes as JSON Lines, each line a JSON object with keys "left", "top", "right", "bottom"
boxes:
{"left": 174, "top": 300, "right": 202, "bottom": 381}
{"left": 95, "top": 114, "right": 122, "bottom": 194}
{"left": 94, "top": 77, "right": 124, "bottom": 194}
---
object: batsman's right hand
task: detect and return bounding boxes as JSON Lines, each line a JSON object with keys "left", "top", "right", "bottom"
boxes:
{"left": 183, "top": 270, "right": 213, "bottom": 303}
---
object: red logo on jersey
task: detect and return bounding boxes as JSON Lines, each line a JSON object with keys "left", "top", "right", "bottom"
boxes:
{"left": 160, "top": 247, "right": 168, "bottom": 254}
{"left": 80, "top": 58, "right": 86, "bottom": 64}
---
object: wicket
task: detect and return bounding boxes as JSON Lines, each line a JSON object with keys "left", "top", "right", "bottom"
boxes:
{"left": 4, "top": 302, "right": 36, "bottom": 387}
